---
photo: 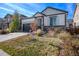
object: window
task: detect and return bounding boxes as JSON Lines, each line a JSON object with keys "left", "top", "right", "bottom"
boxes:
{"left": 50, "top": 16, "right": 57, "bottom": 26}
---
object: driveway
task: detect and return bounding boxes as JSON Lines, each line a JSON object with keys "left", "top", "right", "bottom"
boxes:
{"left": 0, "top": 49, "right": 10, "bottom": 56}
{"left": 0, "top": 32, "right": 28, "bottom": 42}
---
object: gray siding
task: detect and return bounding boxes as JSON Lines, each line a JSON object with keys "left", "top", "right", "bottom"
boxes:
{"left": 42, "top": 8, "right": 65, "bottom": 15}
{"left": 44, "top": 14, "right": 66, "bottom": 26}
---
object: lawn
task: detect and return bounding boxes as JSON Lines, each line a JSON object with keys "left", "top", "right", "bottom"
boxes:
{"left": 0, "top": 31, "right": 79, "bottom": 56}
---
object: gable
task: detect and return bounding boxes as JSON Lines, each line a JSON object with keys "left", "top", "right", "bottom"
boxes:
{"left": 20, "top": 14, "right": 27, "bottom": 17}
{"left": 34, "top": 12, "right": 44, "bottom": 17}
{"left": 73, "top": 4, "right": 79, "bottom": 26}
{"left": 42, "top": 7, "right": 67, "bottom": 15}
{"left": 4, "top": 14, "right": 12, "bottom": 19}
{"left": 73, "top": 5, "right": 79, "bottom": 23}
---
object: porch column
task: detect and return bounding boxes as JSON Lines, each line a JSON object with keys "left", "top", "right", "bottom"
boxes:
{"left": 41, "top": 16, "right": 44, "bottom": 31}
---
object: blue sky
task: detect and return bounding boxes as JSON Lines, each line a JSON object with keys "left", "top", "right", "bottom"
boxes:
{"left": 0, "top": 3, "right": 76, "bottom": 20}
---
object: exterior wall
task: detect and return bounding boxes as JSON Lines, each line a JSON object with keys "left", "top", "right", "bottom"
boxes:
{"left": 57, "top": 14, "right": 65, "bottom": 26}
{"left": 22, "top": 18, "right": 35, "bottom": 24}
{"left": 21, "top": 18, "right": 35, "bottom": 31}
{"left": 44, "top": 14, "right": 66, "bottom": 26}
{"left": 4, "top": 15, "right": 13, "bottom": 23}
{"left": 42, "top": 8, "right": 65, "bottom": 15}
{"left": 0, "top": 20, "right": 3, "bottom": 29}
{"left": 73, "top": 4, "right": 79, "bottom": 26}
{"left": 34, "top": 13, "right": 44, "bottom": 17}
{"left": 44, "top": 16, "right": 50, "bottom": 26}
{"left": 66, "top": 21, "right": 69, "bottom": 28}
{"left": 22, "top": 13, "right": 66, "bottom": 29}
{"left": 35, "top": 17, "right": 44, "bottom": 26}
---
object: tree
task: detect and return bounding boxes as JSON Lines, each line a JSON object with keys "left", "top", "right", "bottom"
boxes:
{"left": 9, "top": 11, "right": 20, "bottom": 32}
{"left": 30, "top": 21, "right": 37, "bottom": 32}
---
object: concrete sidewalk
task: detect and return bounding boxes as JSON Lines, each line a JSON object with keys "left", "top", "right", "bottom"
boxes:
{"left": 0, "top": 49, "right": 10, "bottom": 56}
{"left": 0, "top": 32, "right": 28, "bottom": 42}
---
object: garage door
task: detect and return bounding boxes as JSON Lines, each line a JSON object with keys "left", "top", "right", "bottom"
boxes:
{"left": 23, "top": 24, "right": 30, "bottom": 32}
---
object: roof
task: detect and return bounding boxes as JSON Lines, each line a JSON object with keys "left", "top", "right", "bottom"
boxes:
{"left": 20, "top": 14, "right": 27, "bottom": 17}
{"left": 4, "top": 14, "right": 12, "bottom": 18}
{"left": 33, "top": 7, "right": 68, "bottom": 17}
{"left": 42, "top": 7, "right": 68, "bottom": 13}
{"left": 33, "top": 12, "right": 46, "bottom": 17}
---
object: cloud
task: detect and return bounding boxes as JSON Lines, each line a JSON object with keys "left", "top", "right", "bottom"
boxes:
{"left": 4, "top": 3, "right": 34, "bottom": 16}
{"left": 0, "top": 7, "right": 14, "bottom": 12}
{"left": 25, "top": 3, "right": 45, "bottom": 11}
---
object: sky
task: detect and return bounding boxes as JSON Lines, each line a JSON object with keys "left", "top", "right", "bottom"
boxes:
{"left": 0, "top": 3, "right": 76, "bottom": 20}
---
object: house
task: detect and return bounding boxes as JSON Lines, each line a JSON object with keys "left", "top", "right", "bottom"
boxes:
{"left": 22, "top": 7, "right": 68, "bottom": 32}
{"left": 20, "top": 14, "right": 27, "bottom": 20}
{"left": 3, "top": 14, "right": 13, "bottom": 29}
{"left": 19, "top": 14, "right": 27, "bottom": 31}
{"left": 0, "top": 18, "right": 3, "bottom": 29}
{"left": 73, "top": 4, "right": 79, "bottom": 27}
{"left": 66, "top": 19, "right": 73, "bottom": 28}
{"left": 0, "top": 13, "right": 27, "bottom": 30}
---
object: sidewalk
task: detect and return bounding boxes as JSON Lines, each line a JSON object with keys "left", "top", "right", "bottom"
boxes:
{"left": 0, "top": 32, "right": 28, "bottom": 42}
{"left": 0, "top": 49, "right": 10, "bottom": 56}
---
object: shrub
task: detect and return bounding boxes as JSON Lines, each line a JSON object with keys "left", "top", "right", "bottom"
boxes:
{"left": 9, "top": 11, "right": 20, "bottom": 32}
{"left": 0, "top": 30, "right": 9, "bottom": 34}
{"left": 71, "top": 38, "right": 79, "bottom": 55}
{"left": 44, "top": 28, "right": 55, "bottom": 37}
{"left": 36, "top": 29, "right": 44, "bottom": 36}
{"left": 0, "top": 30, "right": 79, "bottom": 56}
{"left": 72, "top": 39, "right": 79, "bottom": 46}
{"left": 56, "top": 31, "right": 72, "bottom": 40}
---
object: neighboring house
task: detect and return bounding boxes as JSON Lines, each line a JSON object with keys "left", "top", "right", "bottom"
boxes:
{"left": 19, "top": 14, "right": 27, "bottom": 31}
{"left": 66, "top": 19, "right": 73, "bottom": 28}
{"left": 0, "top": 18, "right": 3, "bottom": 29}
{"left": 73, "top": 4, "right": 79, "bottom": 27}
{"left": 20, "top": 14, "right": 27, "bottom": 20}
{"left": 3, "top": 14, "right": 13, "bottom": 29}
{"left": 0, "top": 13, "right": 27, "bottom": 30}
{"left": 22, "top": 7, "right": 68, "bottom": 32}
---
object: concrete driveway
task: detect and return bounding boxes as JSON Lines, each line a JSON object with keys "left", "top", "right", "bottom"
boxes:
{"left": 0, "top": 32, "right": 28, "bottom": 56}
{"left": 0, "top": 49, "right": 10, "bottom": 56}
{"left": 0, "top": 32, "right": 28, "bottom": 42}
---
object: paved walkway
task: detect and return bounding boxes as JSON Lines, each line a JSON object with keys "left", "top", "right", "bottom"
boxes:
{"left": 0, "top": 49, "right": 10, "bottom": 56}
{"left": 0, "top": 32, "right": 28, "bottom": 42}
